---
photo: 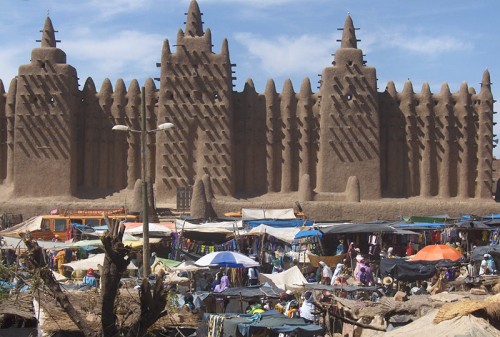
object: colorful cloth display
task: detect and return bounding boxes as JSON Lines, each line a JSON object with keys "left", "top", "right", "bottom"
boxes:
{"left": 207, "top": 314, "right": 224, "bottom": 337}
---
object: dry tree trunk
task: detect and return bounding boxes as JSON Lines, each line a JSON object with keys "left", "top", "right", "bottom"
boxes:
{"left": 21, "top": 233, "right": 100, "bottom": 337}
{"left": 100, "top": 216, "right": 168, "bottom": 337}
{"left": 100, "top": 216, "right": 133, "bottom": 337}
{"left": 22, "top": 215, "right": 169, "bottom": 337}
{"left": 126, "top": 270, "right": 168, "bottom": 337}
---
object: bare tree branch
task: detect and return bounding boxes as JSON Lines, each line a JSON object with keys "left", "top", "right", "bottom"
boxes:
{"left": 17, "top": 215, "right": 169, "bottom": 337}
{"left": 21, "top": 233, "right": 100, "bottom": 337}
{"left": 100, "top": 216, "right": 131, "bottom": 337}
{"left": 126, "top": 270, "right": 168, "bottom": 337}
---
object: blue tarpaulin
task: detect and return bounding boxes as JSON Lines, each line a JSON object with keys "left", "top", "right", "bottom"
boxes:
{"left": 393, "top": 222, "right": 446, "bottom": 229}
{"left": 483, "top": 214, "right": 500, "bottom": 220}
{"left": 244, "top": 219, "right": 313, "bottom": 228}
{"left": 294, "top": 229, "right": 323, "bottom": 239}
{"left": 71, "top": 224, "right": 96, "bottom": 234}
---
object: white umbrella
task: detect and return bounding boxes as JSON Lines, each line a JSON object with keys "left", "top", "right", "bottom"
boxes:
{"left": 195, "top": 251, "right": 259, "bottom": 268}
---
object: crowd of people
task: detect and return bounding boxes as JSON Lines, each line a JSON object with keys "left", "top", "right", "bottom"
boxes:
{"left": 174, "top": 240, "right": 498, "bottom": 325}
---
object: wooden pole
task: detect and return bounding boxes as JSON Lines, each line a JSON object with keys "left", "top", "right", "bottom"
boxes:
{"left": 175, "top": 219, "right": 186, "bottom": 260}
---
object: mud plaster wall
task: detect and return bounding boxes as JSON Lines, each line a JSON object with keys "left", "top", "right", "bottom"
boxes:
{"left": 0, "top": 1, "right": 494, "bottom": 204}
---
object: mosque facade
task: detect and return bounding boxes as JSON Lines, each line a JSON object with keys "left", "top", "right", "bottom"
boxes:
{"left": 0, "top": 1, "right": 494, "bottom": 205}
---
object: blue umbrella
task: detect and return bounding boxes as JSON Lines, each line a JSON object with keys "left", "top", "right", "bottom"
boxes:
{"left": 195, "top": 251, "right": 259, "bottom": 268}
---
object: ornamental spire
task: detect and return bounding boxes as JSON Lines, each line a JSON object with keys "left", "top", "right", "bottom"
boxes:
{"left": 341, "top": 15, "right": 357, "bottom": 48}
{"left": 41, "top": 16, "right": 56, "bottom": 47}
{"left": 185, "top": 0, "right": 203, "bottom": 37}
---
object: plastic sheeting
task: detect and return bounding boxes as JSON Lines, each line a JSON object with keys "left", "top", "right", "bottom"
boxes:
{"left": 174, "top": 219, "right": 243, "bottom": 233}
{"left": 471, "top": 245, "right": 500, "bottom": 261}
{"left": 244, "top": 224, "right": 300, "bottom": 244}
{"left": 213, "top": 285, "right": 283, "bottom": 298}
{"left": 62, "top": 253, "right": 138, "bottom": 271}
{"left": 321, "top": 221, "right": 399, "bottom": 234}
{"left": 244, "top": 219, "right": 313, "bottom": 228}
{"left": 125, "top": 223, "right": 173, "bottom": 235}
{"left": 259, "top": 265, "right": 308, "bottom": 290}
{"left": 295, "top": 229, "right": 323, "bottom": 239}
{"left": 217, "top": 311, "right": 324, "bottom": 337}
{"left": 379, "top": 257, "right": 459, "bottom": 281}
{"left": 241, "top": 208, "right": 296, "bottom": 220}
{"left": 0, "top": 236, "right": 67, "bottom": 250}
{"left": 0, "top": 216, "right": 44, "bottom": 237}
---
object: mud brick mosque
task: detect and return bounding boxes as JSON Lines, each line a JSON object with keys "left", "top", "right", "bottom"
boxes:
{"left": 0, "top": 1, "right": 497, "bottom": 219}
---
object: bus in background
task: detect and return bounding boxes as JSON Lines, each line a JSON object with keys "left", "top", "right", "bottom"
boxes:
{"left": 0, "top": 208, "right": 138, "bottom": 241}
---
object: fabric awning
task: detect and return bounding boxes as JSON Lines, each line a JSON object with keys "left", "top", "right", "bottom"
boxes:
{"left": 294, "top": 229, "right": 323, "bottom": 239}
{"left": 243, "top": 224, "right": 300, "bottom": 244}
{"left": 213, "top": 285, "right": 283, "bottom": 298}
{"left": 259, "top": 265, "right": 308, "bottom": 290}
{"left": 321, "top": 221, "right": 399, "bottom": 234}
{"left": 244, "top": 219, "right": 313, "bottom": 228}
{"left": 241, "top": 208, "right": 296, "bottom": 220}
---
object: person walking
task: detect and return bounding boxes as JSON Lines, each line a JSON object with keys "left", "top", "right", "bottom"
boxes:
{"left": 248, "top": 265, "right": 260, "bottom": 286}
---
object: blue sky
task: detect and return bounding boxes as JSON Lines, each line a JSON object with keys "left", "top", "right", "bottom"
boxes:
{"left": 1, "top": 0, "right": 499, "bottom": 155}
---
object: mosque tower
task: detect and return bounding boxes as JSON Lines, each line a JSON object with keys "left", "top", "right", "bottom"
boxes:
{"left": 13, "top": 17, "right": 80, "bottom": 197}
{"left": 316, "top": 16, "right": 381, "bottom": 199}
{"left": 155, "top": 0, "right": 235, "bottom": 203}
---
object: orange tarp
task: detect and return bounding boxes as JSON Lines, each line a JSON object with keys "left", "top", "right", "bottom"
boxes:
{"left": 411, "top": 244, "right": 463, "bottom": 262}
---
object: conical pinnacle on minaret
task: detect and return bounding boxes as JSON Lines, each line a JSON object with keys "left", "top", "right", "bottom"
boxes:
{"left": 265, "top": 79, "right": 277, "bottom": 95}
{"left": 341, "top": 15, "right": 358, "bottom": 48}
{"left": 480, "top": 69, "right": 493, "bottom": 100}
{"left": 221, "top": 38, "right": 230, "bottom": 60}
{"left": 82, "top": 77, "right": 97, "bottom": 95}
{"left": 185, "top": 0, "right": 203, "bottom": 37}
{"left": 386, "top": 81, "right": 398, "bottom": 97}
{"left": 282, "top": 79, "right": 295, "bottom": 99}
{"left": 402, "top": 80, "right": 414, "bottom": 94}
{"left": 458, "top": 81, "right": 471, "bottom": 106}
{"left": 421, "top": 82, "right": 432, "bottom": 99}
{"left": 440, "top": 83, "right": 452, "bottom": 101}
{"left": 160, "top": 39, "right": 171, "bottom": 68}
{"left": 162, "top": 39, "right": 171, "bottom": 56}
{"left": 298, "top": 77, "right": 312, "bottom": 98}
{"left": 243, "top": 78, "right": 256, "bottom": 93}
{"left": 481, "top": 69, "right": 491, "bottom": 88}
{"left": 40, "top": 16, "right": 57, "bottom": 47}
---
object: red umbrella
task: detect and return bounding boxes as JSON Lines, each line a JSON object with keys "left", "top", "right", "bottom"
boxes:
{"left": 411, "top": 244, "right": 463, "bottom": 261}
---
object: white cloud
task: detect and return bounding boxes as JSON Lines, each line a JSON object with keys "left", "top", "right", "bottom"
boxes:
{"left": 88, "top": 0, "right": 152, "bottom": 18}
{"left": 197, "top": 0, "right": 300, "bottom": 7}
{"left": 0, "top": 44, "right": 32, "bottom": 84}
{"left": 62, "top": 30, "right": 164, "bottom": 86}
{"left": 234, "top": 32, "right": 337, "bottom": 77}
{"left": 362, "top": 29, "right": 472, "bottom": 56}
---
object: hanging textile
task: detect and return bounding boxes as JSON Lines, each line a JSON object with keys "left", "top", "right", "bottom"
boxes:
{"left": 207, "top": 314, "right": 224, "bottom": 337}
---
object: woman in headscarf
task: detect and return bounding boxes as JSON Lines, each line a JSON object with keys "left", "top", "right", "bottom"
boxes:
{"left": 212, "top": 271, "right": 223, "bottom": 291}
{"left": 319, "top": 261, "right": 333, "bottom": 285}
{"left": 387, "top": 247, "right": 395, "bottom": 258}
{"left": 214, "top": 275, "right": 230, "bottom": 292}
{"left": 353, "top": 254, "right": 365, "bottom": 281}
{"left": 331, "top": 262, "right": 344, "bottom": 285}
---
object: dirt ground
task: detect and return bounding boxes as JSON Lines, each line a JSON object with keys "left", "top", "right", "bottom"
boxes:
{"left": 2, "top": 182, "right": 500, "bottom": 222}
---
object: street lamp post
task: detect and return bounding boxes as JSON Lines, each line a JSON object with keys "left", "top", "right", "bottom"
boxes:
{"left": 112, "top": 86, "right": 174, "bottom": 277}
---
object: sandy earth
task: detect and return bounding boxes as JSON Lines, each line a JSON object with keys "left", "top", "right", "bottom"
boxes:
{"left": 2, "top": 181, "right": 500, "bottom": 222}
